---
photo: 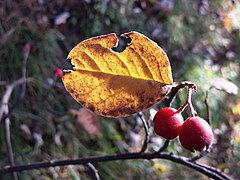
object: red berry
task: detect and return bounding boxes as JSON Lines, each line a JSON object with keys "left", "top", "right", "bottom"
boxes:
{"left": 154, "top": 107, "right": 184, "bottom": 140}
{"left": 54, "top": 68, "right": 63, "bottom": 78}
{"left": 179, "top": 116, "right": 214, "bottom": 152}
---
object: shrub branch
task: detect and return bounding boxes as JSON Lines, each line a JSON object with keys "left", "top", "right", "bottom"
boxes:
{"left": 0, "top": 151, "right": 233, "bottom": 180}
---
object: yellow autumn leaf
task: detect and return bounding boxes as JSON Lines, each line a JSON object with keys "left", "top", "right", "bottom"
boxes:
{"left": 62, "top": 31, "right": 173, "bottom": 117}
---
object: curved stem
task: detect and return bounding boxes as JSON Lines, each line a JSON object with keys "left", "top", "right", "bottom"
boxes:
{"left": 176, "top": 100, "right": 188, "bottom": 114}
{"left": 176, "top": 86, "right": 196, "bottom": 117}
{"left": 5, "top": 117, "right": 18, "bottom": 180}
{"left": 197, "top": 162, "right": 232, "bottom": 180}
{"left": 189, "top": 150, "right": 209, "bottom": 162}
{"left": 157, "top": 140, "right": 170, "bottom": 153}
{"left": 138, "top": 113, "right": 150, "bottom": 153}
{"left": 164, "top": 81, "right": 197, "bottom": 108}
{"left": 87, "top": 163, "right": 100, "bottom": 180}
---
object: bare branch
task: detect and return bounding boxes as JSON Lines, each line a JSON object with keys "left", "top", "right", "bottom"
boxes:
{"left": 0, "top": 78, "right": 26, "bottom": 180}
{"left": 197, "top": 162, "right": 233, "bottom": 180}
{"left": 0, "top": 152, "right": 233, "bottom": 180}
{"left": 0, "top": 50, "right": 29, "bottom": 180}
{"left": 5, "top": 117, "right": 18, "bottom": 180}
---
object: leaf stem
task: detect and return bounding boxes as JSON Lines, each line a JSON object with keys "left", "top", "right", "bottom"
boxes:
{"left": 176, "top": 85, "right": 196, "bottom": 117}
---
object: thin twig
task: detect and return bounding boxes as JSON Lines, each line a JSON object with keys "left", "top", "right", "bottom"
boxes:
{"left": 176, "top": 85, "right": 197, "bottom": 115}
{"left": 204, "top": 88, "right": 212, "bottom": 125}
{"left": 165, "top": 81, "right": 196, "bottom": 107}
{"left": 0, "top": 54, "right": 28, "bottom": 180}
{"left": 5, "top": 117, "right": 18, "bottom": 180}
{"left": 157, "top": 140, "right": 170, "bottom": 153}
{"left": 0, "top": 152, "right": 233, "bottom": 180}
{"left": 138, "top": 112, "right": 150, "bottom": 153}
{"left": 0, "top": 78, "right": 25, "bottom": 122}
{"left": 0, "top": 78, "right": 25, "bottom": 180}
{"left": 189, "top": 150, "right": 209, "bottom": 162}
{"left": 87, "top": 163, "right": 100, "bottom": 180}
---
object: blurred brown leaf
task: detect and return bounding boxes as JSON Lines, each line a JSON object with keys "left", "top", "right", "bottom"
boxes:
{"left": 211, "top": 78, "right": 238, "bottom": 94}
{"left": 70, "top": 108, "right": 100, "bottom": 137}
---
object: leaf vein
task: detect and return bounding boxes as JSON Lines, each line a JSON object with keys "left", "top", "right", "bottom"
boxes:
{"left": 129, "top": 47, "right": 154, "bottom": 80}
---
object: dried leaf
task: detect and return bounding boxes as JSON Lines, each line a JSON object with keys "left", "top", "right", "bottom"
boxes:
{"left": 211, "top": 78, "right": 238, "bottom": 94}
{"left": 70, "top": 108, "right": 100, "bottom": 137}
{"left": 63, "top": 31, "right": 173, "bottom": 117}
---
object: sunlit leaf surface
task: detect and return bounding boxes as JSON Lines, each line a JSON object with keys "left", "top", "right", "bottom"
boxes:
{"left": 63, "top": 31, "right": 173, "bottom": 117}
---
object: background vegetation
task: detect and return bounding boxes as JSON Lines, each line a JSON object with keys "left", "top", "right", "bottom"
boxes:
{"left": 0, "top": 0, "right": 239, "bottom": 179}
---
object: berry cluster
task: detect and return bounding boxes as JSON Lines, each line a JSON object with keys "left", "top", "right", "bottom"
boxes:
{"left": 153, "top": 88, "right": 214, "bottom": 152}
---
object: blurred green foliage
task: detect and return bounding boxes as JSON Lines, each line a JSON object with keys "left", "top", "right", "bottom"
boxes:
{"left": 0, "top": 0, "right": 239, "bottom": 179}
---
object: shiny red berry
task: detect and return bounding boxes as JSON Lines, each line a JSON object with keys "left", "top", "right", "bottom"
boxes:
{"left": 154, "top": 107, "right": 184, "bottom": 140}
{"left": 179, "top": 116, "right": 214, "bottom": 152}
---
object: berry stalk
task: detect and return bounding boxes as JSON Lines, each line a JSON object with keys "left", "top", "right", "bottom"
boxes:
{"left": 176, "top": 87, "right": 196, "bottom": 117}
